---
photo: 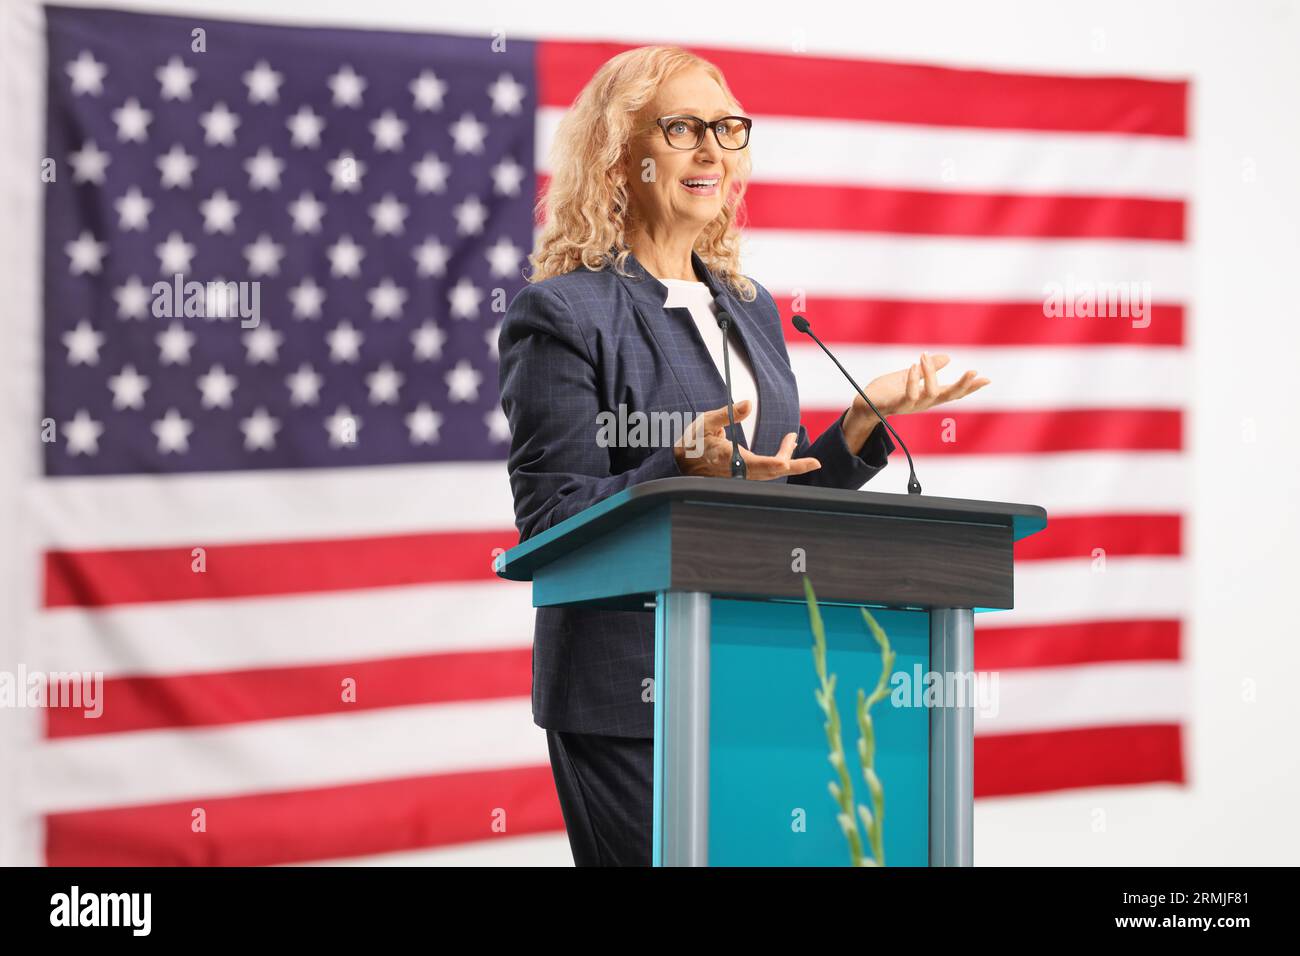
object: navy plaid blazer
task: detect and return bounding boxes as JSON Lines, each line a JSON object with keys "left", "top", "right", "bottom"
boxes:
{"left": 497, "top": 249, "right": 896, "bottom": 737}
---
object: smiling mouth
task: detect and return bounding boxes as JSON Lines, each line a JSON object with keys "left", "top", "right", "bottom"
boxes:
{"left": 680, "top": 177, "right": 720, "bottom": 196}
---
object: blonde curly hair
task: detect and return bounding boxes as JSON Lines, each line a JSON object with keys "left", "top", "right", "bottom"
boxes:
{"left": 527, "top": 46, "right": 756, "bottom": 302}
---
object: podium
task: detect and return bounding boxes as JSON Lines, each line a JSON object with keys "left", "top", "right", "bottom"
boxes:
{"left": 494, "top": 477, "right": 1047, "bottom": 866}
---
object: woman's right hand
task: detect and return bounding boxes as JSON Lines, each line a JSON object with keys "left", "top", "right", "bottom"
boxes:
{"left": 673, "top": 400, "right": 822, "bottom": 480}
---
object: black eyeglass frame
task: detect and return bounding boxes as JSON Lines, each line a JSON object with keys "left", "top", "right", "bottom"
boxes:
{"left": 653, "top": 114, "right": 753, "bottom": 151}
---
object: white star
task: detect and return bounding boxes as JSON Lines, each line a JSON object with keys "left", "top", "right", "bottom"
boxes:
{"left": 367, "top": 278, "right": 407, "bottom": 320}
{"left": 68, "top": 140, "right": 111, "bottom": 184}
{"left": 410, "top": 70, "right": 447, "bottom": 112}
{"left": 240, "top": 407, "right": 280, "bottom": 451}
{"left": 197, "top": 364, "right": 238, "bottom": 408}
{"left": 412, "top": 237, "right": 450, "bottom": 278}
{"left": 108, "top": 365, "right": 149, "bottom": 410}
{"left": 326, "top": 235, "right": 365, "bottom": 278}
{"left": 245, "top": 147, "right": 284, "bottom": 191}
{"left": 157, "top": 144, "right": 197, "bottom": 189}
{"left": 411, "top": 153, "right": 450, "bottom": 194}
{"left": 486, "top": 236, "right": 524, "bottom": 278}
{"left": 453, "top": 195, "right": 488, "bottom": 236}
{"left": 487, "top": 73, "right": 526, "bottom": 115}
{"left": 288, "top": 277, "right": 326, "bottom": 319}
{"left": 113, "top": 276, "right": 150, "bottom": 319}
{"left": 65, "top": 231, "right": 107, "bottom": 275}
{"left": 66, "top": 51, "right": 107, "bottom": 96}
{"left": 288, "top": 191, "right": 326, "bottom": 234}
{"left": 286, "top": 106, "right": 326, "bottom": 148}
{"left": 445, "top": 359, "right": 483, "bottom": 403}
{"left": 365, "top": 363, "right": 404, "bottom": 404}
{"left": 200, "top": 190, "right": 240, "bottom": 234}
{"left": 112, "top": 98, "right": 152, "bottom": 142}
{"left": 368, "top": 194, "right": 408, "bottom": 235}
{"left": 411, "top": 320, "right": 447, "bottom": 361}
{"left": 327, "top": 151, "right": 365, "bottom": 193}
{"left": 63, "top": 320, "right": 104, "bottom": 365}
{"left": 449, "top": 112, "right": 487, "bottom": 154}
{"left": 370, "top": 110, "right": 407, "bottom": 152}
{"left": 156, "top": 57, "right": 197, "bottom": 101}
{"left": 156, "top": 321, "right": 195, "bottom": 365}
{"left": 406, "top": 403, "right": 443, "bottom": 444}
{"left": 244, "top": 324, "right": 283, "bottom": 364}
{"left": 325, "top": 405, "right": 361, "bottom": 447}
{"left": 152, "top": 408, "right": 194, "bottom": 453}
{"left": 328, "top": 65, "right": 366, "bottom": 108}
{"left": 448, "top": 278, "right": 484, "bottom": 320}
{"left": 156, "top": 231, "right": 196, "bottom": 275}
{"left": 286, "top": 363, "right": 323, "bottom": 406}
{"left": 327, "top": 321, "right": 364, "bottom": 364}
{"left": 243, "top": 233, "right": 285, "bottom": 277}
{"left": 63, "top": 409, "right": 104, "bottom": 456}
{"left": 486, "top": 406, "right": 511, "bottom": 442}
{"left": 243, "top": 60, "right": 283, "bottom": 104}
{"left": 199, "top": 102, "right": 240, "bottom": 147}
{"left": 491, "top": 156, "right": 526, "bottom": 197}
{"left": 485, "top": 319, "right": 502, "bottom": 360}
{"left": 115, "top": 187, "right": 153, "bottom": 231}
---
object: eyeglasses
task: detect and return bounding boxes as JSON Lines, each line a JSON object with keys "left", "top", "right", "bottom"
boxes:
{"left": 654, "top": 114, "right": 752, "bottom": 151}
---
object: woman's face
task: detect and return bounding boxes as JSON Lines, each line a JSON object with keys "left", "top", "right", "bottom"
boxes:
{"left": 624, "top": 66, "right": 743, "bottom": 237}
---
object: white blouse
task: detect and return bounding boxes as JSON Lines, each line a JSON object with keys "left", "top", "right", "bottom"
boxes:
{"left": 661, "top": 278, "right": 760, "bottom": 448}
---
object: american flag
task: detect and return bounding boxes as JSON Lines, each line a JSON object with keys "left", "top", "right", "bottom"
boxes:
{"left": 13, "top": 5, "right": 1186, "bottom": 865}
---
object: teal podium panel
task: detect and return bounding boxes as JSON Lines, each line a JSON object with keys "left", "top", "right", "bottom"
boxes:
{"left": 707, "top": 598, "right": 930, "bottom": 866}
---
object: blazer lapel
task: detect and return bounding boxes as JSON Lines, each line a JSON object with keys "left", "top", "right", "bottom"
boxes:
{"left": 614, "top": 249, "right": 772, "bottom": 452}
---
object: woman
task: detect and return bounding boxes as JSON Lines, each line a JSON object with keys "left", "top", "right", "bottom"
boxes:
{"left": 497, "top": 47, "right": 989, "bottom": 866}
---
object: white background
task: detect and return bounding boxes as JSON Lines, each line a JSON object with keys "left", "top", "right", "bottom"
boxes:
{"left": 2, "top": 0, "right": 1298, "bottom": 865}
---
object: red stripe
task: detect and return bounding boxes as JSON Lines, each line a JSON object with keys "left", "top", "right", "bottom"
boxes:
{"left": 742, "top": 182, "right": 1184, "bottom": 240}
{"left": 45, "top": 765, "right": 563, "bottom": 866}
{"left": 537, "top": 41, "right": 1187, "bottom": 137}
{"left": 45, "top": 649, "right": 531, "bottom": 739}
{"left": 975, "top": 723, "right": 1186, "bottom": 797}
{"left": 976, "top": 619, "right": 1182, "bottom": 670}
{"left": 799, "top": 408, "right": 1182, "bottom": 454}
{"left": 43, "top": 529, "right": 518, "bottom": 609}
{"left": 1013, "top": 513, "right": 1181, "bottom": 560}
{"left": 777, "top": 297, "right": 1184, "bottom": 346}
{"left": 536, "top": 175, "right": 1183, "bottom": 241}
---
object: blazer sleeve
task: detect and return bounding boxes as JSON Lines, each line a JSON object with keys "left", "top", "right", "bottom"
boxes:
{"left": 497, "top": 282, "right": 684, "bottom": 542}
{"left": 747, "top": 278, "right": 895, "bottom": 491}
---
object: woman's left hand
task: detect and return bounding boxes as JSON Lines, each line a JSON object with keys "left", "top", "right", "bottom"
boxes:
{"left": 854, "top": 351, "right": 990, "bottom": 421}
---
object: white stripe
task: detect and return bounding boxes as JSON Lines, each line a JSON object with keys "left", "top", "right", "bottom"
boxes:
{"left": 869, "top": 451, "right": 1187, "bottom": 513}
{"left": 537, "top": 108, "right": 1192, "bottom": 199}
{"left": 988, "top": 556, "right": 1187, "bottom": 625}
{"left": 974, "top": 661, "right": 1188, "bottom": 735}
{"left": 26, "top": 697, "right": 547, "bottom": 814}
{"left": 38, "top": 558, "right": 1181, "bottom": 680}
{"left": 29, "top": 460, "right": 516, "bottom": 548}
{"left": 741, "top": 229, "right": 1190, "bottom": 301}
{"left": 299, "top": 832, "right": 572, "bottom": 867}
{"left": 790, "top": 344, "right": 1187, "bottom": 410}
{"left": 38, "top": 581, "right": 534, "bottom": 677}
{"left": 30, "top": 454, "right": 1184, "bottom": 548}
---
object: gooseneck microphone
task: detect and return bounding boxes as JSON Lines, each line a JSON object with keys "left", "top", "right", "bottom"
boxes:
{"left": 714, "top": 310, "right": 747, "bottom": 479}
{"left": 791, "top": 314, "right": 923, "bottom": 495}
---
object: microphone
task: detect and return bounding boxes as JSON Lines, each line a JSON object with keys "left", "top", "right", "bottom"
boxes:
{"left": 791, "top": 314, "right": 922, "bottom": 495}
{"left": 714, "top": 310, "right": 747, "bottom": 479}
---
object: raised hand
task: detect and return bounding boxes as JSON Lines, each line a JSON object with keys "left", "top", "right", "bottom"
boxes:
{"left": 673, "top": 399, "right": 821, "bottom": 480}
